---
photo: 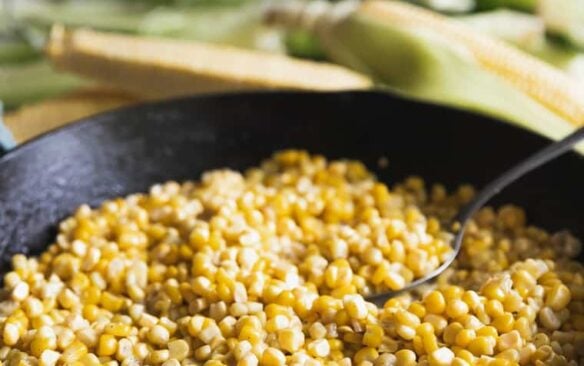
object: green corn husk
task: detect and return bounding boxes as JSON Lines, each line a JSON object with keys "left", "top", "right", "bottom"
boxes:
{"left": 475, "top": 0, "right": 537, "bottom": 12}
{"left": 0, "top": 61, "right": 87, "bottom": 109}
{"left": 1, "top": 0, "right": 284, "bottom": 108}
{"left": 284, "top": 30, "right": 327, "bottom": 60}
{"left": 12, "top": 0, "right": 279, "bottom": 50}
{"left": 0, "top": 42, "right": 39, "bottom": 65}
{"left": 265, "top": 0, "right": 584, "bottom": 143}
{"left": 538, "top": 0, "right": 584, "bottom": 51}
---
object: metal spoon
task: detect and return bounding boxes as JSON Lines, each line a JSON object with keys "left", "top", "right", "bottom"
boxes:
{"left": 366, "top": 126, "right": 584, "bottom": 305}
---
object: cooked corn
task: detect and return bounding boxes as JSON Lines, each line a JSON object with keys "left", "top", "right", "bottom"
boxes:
{"left": 1, "top": 150, "right": 583, "bottom": 365}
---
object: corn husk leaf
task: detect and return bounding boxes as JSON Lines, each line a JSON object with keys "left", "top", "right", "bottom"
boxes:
{"left": 326, "top": 12, "right": 574, "bottom": 140}
{"left": 266, "top": 1, "right": 583, "bottom": 144}
{"left": 0, "top": 61, "right": 87, "bottom": 109}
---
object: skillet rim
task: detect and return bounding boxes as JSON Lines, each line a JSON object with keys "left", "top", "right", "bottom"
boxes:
{"left": 1, "top": 89, "right": 584, "bottom": 266}
{"left": 0, "top": 90, "right": 568, "bottom": 166}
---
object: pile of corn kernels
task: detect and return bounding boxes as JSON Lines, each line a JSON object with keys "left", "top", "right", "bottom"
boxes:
{"left": 1, "top": 150, "right": 583, "bottom": 366}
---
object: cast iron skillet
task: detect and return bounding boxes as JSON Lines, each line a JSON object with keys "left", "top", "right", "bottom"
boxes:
{"left": 0, "top": 91, "right": 583, "bottom": 271}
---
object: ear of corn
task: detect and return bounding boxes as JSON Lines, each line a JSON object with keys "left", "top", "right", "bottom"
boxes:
{"left": 358, "top": 1, "right": 584, "bottom": 126}
{"left": 45, "top": 25, "right": 371, "bottom": 100}
{"left": 265, "top": 0, "right": 584, "bottom": 141}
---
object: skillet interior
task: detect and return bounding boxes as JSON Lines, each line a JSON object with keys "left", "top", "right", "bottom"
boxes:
{"left": 0, "top": 91, "right": 583, "bottom": 270}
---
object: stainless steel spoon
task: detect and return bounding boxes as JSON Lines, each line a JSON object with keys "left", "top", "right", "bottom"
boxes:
{"left": 366, "top": 126, "right": 584, "bottom": 305}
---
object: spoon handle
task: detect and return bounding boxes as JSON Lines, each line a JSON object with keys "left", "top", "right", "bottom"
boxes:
{"left": 455, "top": 126, "right": 584, "bottom": 225}
{"left": 366, "top": 126, "right": 584, "bottom": 305}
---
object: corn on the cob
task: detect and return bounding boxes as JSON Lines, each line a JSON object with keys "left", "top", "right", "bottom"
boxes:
{"left": 360, "top": 1, "right": 584, "bottom": 126}
{"left": 45, "top": 25, "right": 371, "bottom": 99}
{"left": 266, "top": 0, "right": 584, "bottom": 128}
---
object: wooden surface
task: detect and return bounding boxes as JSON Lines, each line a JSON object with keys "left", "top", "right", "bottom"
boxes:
{"left": 5, "top": 87, "right": 138, "bottom": 143}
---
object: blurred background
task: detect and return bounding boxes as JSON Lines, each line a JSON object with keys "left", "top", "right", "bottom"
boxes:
{"left": 1, "top": 0, "right": 583, "bottom": 145}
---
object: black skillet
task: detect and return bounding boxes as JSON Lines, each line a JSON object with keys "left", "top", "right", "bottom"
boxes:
{"left": 0, "top": 91, "right": 583, "bottom": 271}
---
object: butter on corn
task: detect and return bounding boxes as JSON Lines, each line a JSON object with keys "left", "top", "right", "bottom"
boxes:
{"left": 0, "top": 150, "right": 583, "bottom": 365}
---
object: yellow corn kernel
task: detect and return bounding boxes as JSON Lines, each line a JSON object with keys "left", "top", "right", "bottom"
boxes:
{"left": 265, "top": 315, "right": 289, "bottom": 333}
{"left": 483, "top": 280, "right": 510, "bottom": 303}
{"left": 424, "top": 314, "right": 447, "bottom": 335}
{"left": 497, "top": 348, "right": 520, "bottom": 362}
{"left": 412, "top": 335, "right": 425, "bottom": 356}
{"left": 275, "top": 290, "right": 295, "bottom": 307}
{"left": 238, "top": 353, "right": 259, "bottom": 366}
{"left": 446, "top": 299, "right": 469, "bottom": 319}
{"left": 334, "top": 309, "right": 350, "bottom": 326}
{"left": 82, "top": 286, "right": 101, "bottom": 305}
{"left": 239, "top": 324, "right": 262, "bottom": 344}
{"left": 188, "top": 315, "right": 205, "bottom": 336}
{"left": 3, "top": 322, "right": 20, "bottom": 346}
{"left": 100, "top": 292, "right": 124, "bottom": 312}
{"left": 104, "top": 323, "right": 132, "bottom": 337}
{"left": 151, "top": 350, "right": 170, "bottom": 364}
{"left": 539, "top": 307, "right": 561, "bottom": 330}
{"left": 31, "top": 314, "right": 53, "bottom": 329}
{"left": 428, "top": 347, "right": 455, "bottom": 366}
{"left": 343, "top": 295, "right": 368, "bottom": 320}
{"left": 362, "top": 324, "right": 384, "bottom": 348}
{"left": 424, "top": 291, "right": 446, "bottom": 314}
{"left": 416, "top": 322, "right": 433, "bottom": 335}
{"left": 443, "top": 323, "right": 464, "bottom": 344}
{"left": 39, "top": 350, "right": 61, "bottom": 366}
{"left": 485, "top": 300, "right": 505, "bottom": 318}
{"left": 454, "top": 329, "right": 476, "bottom": 348}
{"left": 384, "top": 272, "right": 406, "bottom": 291}
{"left": 545, "top": 284, "right": 572, "bottom": 311}
{"left": 455, "top": 349, "right": 475, "bottom": 364}
{"left": 30, "top": 326, "right": 57, "bottom": 357}
{"left": 306, "top": 339, "right": 330, "bottom": 358}
{"left": 97, "top": 334, "right": 117, "bottom": 356}
{"left": 442, "top": 286, "right": 464, "bottom": 300}
{"left": 194, "top": 345, "right": 211, "bottom": 361}
{"left": 491, "top": 313, "right": 514, "bottom": 333}
{"left": 329, "top": 338, "right": 344, "bottom": 352}
{"left": 468, "top": 336, "right": 495, "bottom": 356}
{"left": 168, "top": 339, "right": 190, "bottom": 361}
{"left": 61, "top": 340, "right": 88, "bottom": 363}
{"left": 22, "top": 297, "right": 44, "bottom": 318}
{"left": 477, "top": 326, "right": 498, "bottom": 338}
{"left": 395, "top": 349, "right": 417, "bottom": 366}
{"left": 451, "top": 358, "right": 470, "bottom": 366}
{"left": 82, "top": 304, "right": 100, "bottom": 322}
{"left": 422, "top": 332, "right": 439, "bottom": 354}
{"left": 148, "top": 325, "right": 170, "bottom": 346}
{"left": 396, "top": 325, "right": 416, "bottom": 341}
{"left": 278, "top": 329, "right": 305, "bottom": 353}
{"left": 309, "top": 322, "right": 327, "bottom": 339}
{"left": 261, "top": 347, "right": 286, "bottom": 366}
{"left": 162, "top": 360, "right": 181, "bottom": 366}
{"left": 354, "top": 347, "right": 379, "bottom": 364}
{"left": 396, "top": 310, "right": 421, "bottom": 327}
{"left": 408, "top": 302, "right": 427, "bottom": 319}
